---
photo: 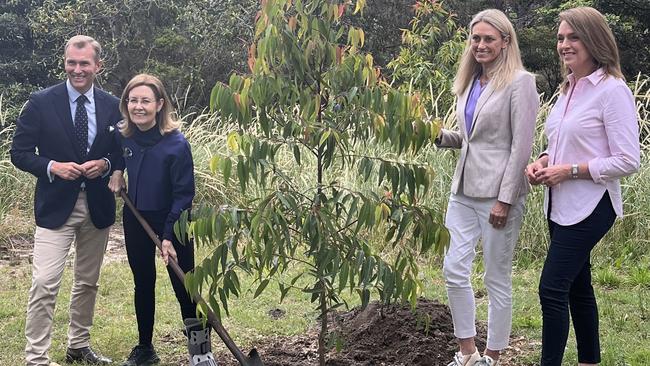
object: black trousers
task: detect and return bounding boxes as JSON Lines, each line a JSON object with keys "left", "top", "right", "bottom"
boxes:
{"left": 123, "top": 206, "right": 196, "bottom": 346}
{"left": 539, "top": 192, "right": 615, "bottom": 365}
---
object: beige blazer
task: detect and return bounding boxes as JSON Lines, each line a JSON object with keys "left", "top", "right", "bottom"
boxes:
{"left": 438, "top": 70, "right": 539, "bottom": 204}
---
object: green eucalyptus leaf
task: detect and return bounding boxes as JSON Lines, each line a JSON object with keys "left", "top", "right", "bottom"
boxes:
{"left": 254, "top": 279, "right": 270, "bottom": 299}
{"left": 218, "top": 287, "right": 230, "bottom": 316}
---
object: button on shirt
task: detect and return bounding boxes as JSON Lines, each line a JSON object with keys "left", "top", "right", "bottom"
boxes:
{"left": 544, "top": 68, "right": 640, "bottom": 225}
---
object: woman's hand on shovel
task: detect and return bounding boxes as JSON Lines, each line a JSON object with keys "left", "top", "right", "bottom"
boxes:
{"left": 161, "top": 239, "right": 177, "bottom": 265}
{"left": 108, "top": 170, "right": 126, "bottom": 193}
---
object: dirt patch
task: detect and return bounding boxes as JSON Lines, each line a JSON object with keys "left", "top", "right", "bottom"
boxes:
{"left": 0, "top": 225, "right": 127, "bottom": 265}
{"left": 215, "top": 298, "right": 537, "bottom": 366}
{"left": 0, "top": 233, "right": 32, "bottom": 265}
{"left": 104, "top": 225, "right": 127, "bottom": 264}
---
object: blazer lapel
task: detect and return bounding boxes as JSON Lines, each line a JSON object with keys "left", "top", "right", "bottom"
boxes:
{"left": 89, "top": 88, "right": 109, "bottom": 156}
{"left": 52, "top": 83, "right": 83, "bottom": 160}
{"left": 470, "top": 82, "right": 496, "bottom": 138}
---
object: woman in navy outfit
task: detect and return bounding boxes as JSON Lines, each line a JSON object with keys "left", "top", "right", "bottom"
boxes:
{"left": 109, "top": 73, "right": 196, "bottom": 366}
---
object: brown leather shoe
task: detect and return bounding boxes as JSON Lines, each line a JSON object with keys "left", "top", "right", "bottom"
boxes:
{"left": 65, "top": 346, "right": 112, "bottom": 364}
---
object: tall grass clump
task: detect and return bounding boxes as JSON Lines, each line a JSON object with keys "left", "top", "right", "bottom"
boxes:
{"left": 182, "top": 111, "right": 240, "bottom": 206}
{"left": 0, "top": 95, "right": 36, "bottom": 240}
{"left": 595, "top": 74, "right": 650, "bottom": 265}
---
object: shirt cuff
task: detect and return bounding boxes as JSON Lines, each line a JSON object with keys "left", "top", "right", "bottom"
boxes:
{"left": 47, "top": 160, "right": 54, "bottom": 182}
{"left": 162, "top": 226, "right": 174, "bottom": 241}
{"left": 588, "top": 158, "right": 602, "bottom": 184}
{"left": 101, "top": 158, "right": 112, "bottom": 178}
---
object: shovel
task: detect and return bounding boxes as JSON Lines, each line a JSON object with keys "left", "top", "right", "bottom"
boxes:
{"left": 119, "top": 190, "right": 264, "bottom": 366}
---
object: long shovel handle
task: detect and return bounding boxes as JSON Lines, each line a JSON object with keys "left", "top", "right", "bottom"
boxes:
{"left": 119, "top": 190, "right": 262, "bottom": 366}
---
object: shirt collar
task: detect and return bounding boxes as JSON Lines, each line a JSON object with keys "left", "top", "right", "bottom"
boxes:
{"left": 567, "top": 67, "right": 606, "bottom": 87}
{"left": 472, "top": 72, "right": 486, "bottom": 89}
{"left": 66, "top": 79, "right": 95, "bottom": 104}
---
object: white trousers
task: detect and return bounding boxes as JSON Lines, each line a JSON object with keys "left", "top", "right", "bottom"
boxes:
{"left": 443, "top": 192, "right": 525, "bottom": 351}
{"left": 25, "top": 192, "right": 110, "bottom": 366}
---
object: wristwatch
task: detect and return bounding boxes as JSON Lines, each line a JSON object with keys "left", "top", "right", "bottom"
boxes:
{"left": 571, "top": 164, "right": 579, "bottom": 179}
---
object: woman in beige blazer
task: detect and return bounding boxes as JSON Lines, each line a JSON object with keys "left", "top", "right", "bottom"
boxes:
{"left": 436, "top": 9, "right": 539, "bottom": 366}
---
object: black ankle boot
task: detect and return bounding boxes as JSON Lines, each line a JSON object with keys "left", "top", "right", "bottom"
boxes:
{"left": 122, "top": 344, "right": 160, "bottom": 366}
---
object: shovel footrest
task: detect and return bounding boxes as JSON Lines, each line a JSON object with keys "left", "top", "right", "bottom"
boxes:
{"left": 191, "top": 352, "right": 218, "bottom": 366}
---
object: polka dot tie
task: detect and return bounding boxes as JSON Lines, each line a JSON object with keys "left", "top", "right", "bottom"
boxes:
{"left": 74, "top": 95, "right": 88, "bottom": 159}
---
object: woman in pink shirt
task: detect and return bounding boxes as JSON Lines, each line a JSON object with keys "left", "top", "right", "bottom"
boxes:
{"left": 525, "top": 7, "right": 640, "bottom": 366}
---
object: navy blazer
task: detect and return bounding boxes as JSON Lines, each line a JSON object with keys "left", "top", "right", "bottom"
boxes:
{"left": 10, "top": 82, "right": 122, "bottom": 229}
{"left": 118, "top": 129, "right": 195, "bottom": 240}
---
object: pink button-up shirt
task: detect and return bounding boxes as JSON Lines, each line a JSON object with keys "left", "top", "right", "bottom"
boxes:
{"left": 544, "top": 68, "right": 640, "bottom": 225}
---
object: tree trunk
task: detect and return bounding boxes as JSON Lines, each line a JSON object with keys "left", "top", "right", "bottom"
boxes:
{"left": 318, "top": 288, "right": 328, "bottom": 366}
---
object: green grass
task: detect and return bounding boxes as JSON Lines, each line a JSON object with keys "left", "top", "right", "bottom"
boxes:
{"left": 0, "top": 244, "right": 322, "bottom": 365}
{"left": 421, "top": 259, "right": 650, "bottom": 366}
{"left": 1, "top": 250, "right": 649, "bottom": 365}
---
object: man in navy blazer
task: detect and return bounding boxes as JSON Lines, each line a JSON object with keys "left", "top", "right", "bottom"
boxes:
{"left": 11, "top": 35, "right": 120, "bottom": 366}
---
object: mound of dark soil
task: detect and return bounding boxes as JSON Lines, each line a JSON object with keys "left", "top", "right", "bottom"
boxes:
{"left": 218, "top": 298, "right": 488, "bottom": 366}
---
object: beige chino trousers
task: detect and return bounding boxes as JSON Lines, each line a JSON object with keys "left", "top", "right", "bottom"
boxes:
{"left": 25, "top": 192, "right": 109, "bottom": 366}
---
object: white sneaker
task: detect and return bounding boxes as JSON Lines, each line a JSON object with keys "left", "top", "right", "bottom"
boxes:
{"left": 474, "top": 355, "right": 499, "bottom": 366}
{"left": 447, "top": 349, "right": 481, "bottom": 366}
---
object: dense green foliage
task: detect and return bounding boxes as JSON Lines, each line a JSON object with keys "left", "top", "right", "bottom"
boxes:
{"left": 1, "top": 0, "right": 647, "bottom": 122}
{"left": 0, "top": 0, "right": 259, "bottom": 120}
{"left": 388, "top": 1, "right": 466, "bottom": 111}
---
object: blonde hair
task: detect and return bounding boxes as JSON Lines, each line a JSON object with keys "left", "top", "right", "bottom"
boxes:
{"left": 65, "top": 35, "right": 102, "bottom": 62}
{"left": 558, "top": 7, "right": 624, "bottom": 93}
{"left": 119, "top": 74, "right": 180, "bottom": 138}
{"left": 453, "top": 9, "right": 524, "bottom": 95}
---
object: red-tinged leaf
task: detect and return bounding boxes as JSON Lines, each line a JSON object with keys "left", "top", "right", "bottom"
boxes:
{"left": 247, "top": 44, "right": 256, "bottom": 72}
{"left": 288, "top": 16, "right": 297, "bottom": 32}
{"left": 338, "top": 4, "right": 346, "bottom": 17}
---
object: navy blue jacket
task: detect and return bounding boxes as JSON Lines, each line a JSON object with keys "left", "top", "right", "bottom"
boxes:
{"left": 117, "top": 129, "right": 195, "bottom": 240}
{"left": 10, "top": 82, "right": 122, "bottom": 229}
